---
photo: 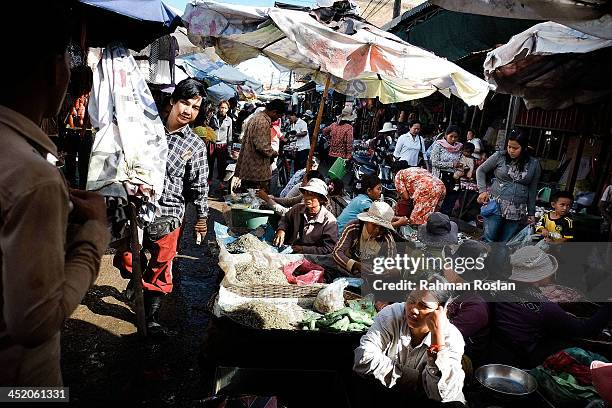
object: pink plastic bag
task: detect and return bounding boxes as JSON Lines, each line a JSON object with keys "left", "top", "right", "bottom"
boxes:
{"left": 282, "top": 259, "right": 325, "bottom": 285}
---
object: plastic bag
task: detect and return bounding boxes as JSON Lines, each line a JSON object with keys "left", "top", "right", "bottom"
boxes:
{"left": 506, "top": 225, "right": 535, "bottom": 249}
{"left": 480, "top": 199, "right": 500, "bottom": 217}
{"left": 282, "top": 259, "right": 325, "bottom": 286}
{"left": 314, "top": 279, "right": 348, "bottom": 313}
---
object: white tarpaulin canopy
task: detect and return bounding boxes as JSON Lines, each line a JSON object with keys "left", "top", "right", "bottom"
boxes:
{"left": 430, "top": 0, "right": 612, "bottom": 40}
{"left": 484, "top": 21, "right": 612, "bottom": 110}
{"left": 182, "top": 1, "right": 491, "bottom": 106}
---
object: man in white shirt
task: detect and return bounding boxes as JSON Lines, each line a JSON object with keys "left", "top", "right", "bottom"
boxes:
{"left": 393, "top": 121, "right": 427, "bottom": 168}
{"left": 289, "top": 111, "right": 310, "bottom": 172}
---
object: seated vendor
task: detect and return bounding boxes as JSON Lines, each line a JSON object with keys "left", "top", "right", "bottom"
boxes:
{"left": 333, "top": 201, "right": 397, "bottom": 275}
{"left": 258, "top": 169, "right": 323, "bottom": 215}
{"left": 336, "top": 174, "right": 409, "bottom": 234}
{"left": 353, "top": 275, "right": 466, "bottom": 406}
{"left": 491, "top": 245, "right": 612, "bottom": 367}
{"left": 443, "top": 240, "right": 491, "bottom": 367}
{"left": 416, "top": 212, "right": 459, "bottom": 272}
{"left": 273, "top": 178, "right": 338, "bottom": 254}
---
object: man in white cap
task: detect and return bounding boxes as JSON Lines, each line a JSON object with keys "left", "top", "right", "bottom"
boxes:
{"left": 370, "top": 122, "right": 396, "bottom": 165}
{"left": 393, "top": 120, "right": 427, "bottom": 169}
{"left": 273, "top": 178, "right": 338, "bottom": 254}
{"left": 333, "top": 201, "right": 397, "bottom": 275}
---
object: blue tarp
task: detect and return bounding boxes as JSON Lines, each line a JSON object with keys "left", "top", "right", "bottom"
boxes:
{"left": 176, "top": 53, "right": 263, "bottom": 92}
{"left": 77, "top": 0, "right": 182, "bottom": 49}
{"left": 79, "top": 0, "right": 180, "bottom": 25}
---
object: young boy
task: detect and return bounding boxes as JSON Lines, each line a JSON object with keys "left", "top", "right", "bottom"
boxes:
{"left": 536, "top": 191, "right": 574, "bottom": 242}
{"left": 453, "top": 142, "right": 476, "bottom": 180}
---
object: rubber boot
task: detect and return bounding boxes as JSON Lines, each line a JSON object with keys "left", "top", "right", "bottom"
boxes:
{"left": 144, "top": 291, "right": 165, "bottom": 333}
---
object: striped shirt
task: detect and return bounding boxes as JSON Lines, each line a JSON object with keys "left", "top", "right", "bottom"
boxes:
{"left": 158, "top": 125, "right": 209, "bottom": 221}
{"left": 333, "top": 220, "right": 396, "bottom": 273}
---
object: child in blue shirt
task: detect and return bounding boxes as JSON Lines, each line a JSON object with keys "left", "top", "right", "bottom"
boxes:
{"left": 337, "top": 174, "right": 382, "bottom": 234}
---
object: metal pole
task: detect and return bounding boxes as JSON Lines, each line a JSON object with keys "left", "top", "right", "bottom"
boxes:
{"left": 128, "top": 202, "right": 147, "bottom": 337}
{"left": 305, "top": 74, "right": 332, "bottom": 175}
{"left": 393, "top": 0, "right": 402, "bottom": 18}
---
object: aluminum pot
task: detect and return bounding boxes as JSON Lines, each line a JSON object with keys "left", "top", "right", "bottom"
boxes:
{"left": 475, "top": 364, "right": 538, "bottom": 398}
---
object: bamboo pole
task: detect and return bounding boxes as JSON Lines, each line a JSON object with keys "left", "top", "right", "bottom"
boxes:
{"left": 305, "top": 73, "right": 332, "bottom": 174}
{"left": 128, "top": 202, "right": 147, "bottom": 337}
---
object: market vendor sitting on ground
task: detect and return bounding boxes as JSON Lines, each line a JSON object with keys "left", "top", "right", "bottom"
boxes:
{"left": 394, "top": 167, "right": 447, "bottom": 225}
{"left": 273, "top": 178, "right": 338, "bottom": 254}
{"left": 535, "top": 190, "right": 574, "bottom": 243}
{"left": 333, "top": 201, "right": 397, "bottom": 276}
{"left": 114, "top": 78, "right": 208, "bottom": 333}
{"left": 443, "top": 240, "right": 492, "bottom": 367}
{"left": 353, "top": 275, "right": 466, "bottom": 407}
{"left": 336, "top": 174, "right": 409, "bottom": 234}
{"left": 417, "top": 212, "right": 459, "bottom": 268}
{"left": 490, "top": 245, "right": 612, "bottom": 367}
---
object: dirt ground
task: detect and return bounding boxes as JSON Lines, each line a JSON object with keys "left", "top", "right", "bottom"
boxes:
{"left": 61, "top": 195, "right": 227, "bottom": 407}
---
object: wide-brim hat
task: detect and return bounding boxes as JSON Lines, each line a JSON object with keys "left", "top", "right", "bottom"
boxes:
{"left": 357, "top": 201, "right": 395, "bottom": 231}
{"left": 338, "top": 107, "right": 356, "bottom": 122}
{"left": 299, "top": 177, "right": 328, "bottom": 198}
{"left": 379, "top": 122, "right": 397, "bottom": 133}
{"left": 417, "top": 212, "right": 458, "bottom": 247}
{"left": 509, "top": 245, "right": 558, "bottom": 283}
{"left": 223, "top": 163, "right": 236, "bottom": 181}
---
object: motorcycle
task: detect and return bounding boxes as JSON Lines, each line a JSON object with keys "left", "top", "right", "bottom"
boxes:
{"left": 348, "top": 141, "right": 398, "bottom": 209}
{"left": 277, "top": 132, "right": 298, "bottom": 187}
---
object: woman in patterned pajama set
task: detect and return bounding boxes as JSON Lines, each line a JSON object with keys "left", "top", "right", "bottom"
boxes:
{"left": 394, "top": 167, "right": 446, "bottom": 225}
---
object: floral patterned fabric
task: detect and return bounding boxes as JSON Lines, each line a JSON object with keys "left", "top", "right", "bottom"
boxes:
{"left": 394, "top": 167, "right": 446, "bottom": 225}
{"left": 324, "top": 122, "right": 353, "bottom": 159}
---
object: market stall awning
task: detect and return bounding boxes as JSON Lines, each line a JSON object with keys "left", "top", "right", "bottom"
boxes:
{"left": 430, "top": 0, "right": 612, "bottom": 40}
{"left": 76, "top": 0, "right": 183, "bottom": 50}
{"left": 182, "top": 1, "right": 491, "bottom": 106}
{"left": 176, "top": 53, "right": 263, "bottom": 92}
{"left": 483, "top": 21, "right": 612, "bottom": 110}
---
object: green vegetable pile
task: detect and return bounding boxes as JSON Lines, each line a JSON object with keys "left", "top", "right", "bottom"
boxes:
{"left": 300, "top": 297, "right": 377, "bottom": 332}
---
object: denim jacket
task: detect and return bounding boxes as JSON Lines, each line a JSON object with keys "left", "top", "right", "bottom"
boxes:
{"left": 476, "top": 152, "right": 541, "bottom": 216}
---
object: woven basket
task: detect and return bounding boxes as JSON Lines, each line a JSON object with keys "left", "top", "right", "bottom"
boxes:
{"left": 221, "top": 281, "right": 327, "bottom": 298}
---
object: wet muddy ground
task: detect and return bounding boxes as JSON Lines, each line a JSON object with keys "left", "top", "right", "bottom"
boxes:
{"left": 61, "top": 194, "right": 227, "bottom": 407}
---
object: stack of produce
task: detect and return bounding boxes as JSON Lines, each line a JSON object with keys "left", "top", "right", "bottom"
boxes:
{"left": 226, "top": 234, "right": 270, "bottom": 254}
{"left": 228, "top": 301, "right": 293, "bottom": 330}
{"left": 234, "top": 263, "right": 288, "bottom": 286}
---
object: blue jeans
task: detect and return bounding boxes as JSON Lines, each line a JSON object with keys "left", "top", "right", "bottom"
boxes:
{"left": 483, "top": 214, "right": 521, "bottom": 243}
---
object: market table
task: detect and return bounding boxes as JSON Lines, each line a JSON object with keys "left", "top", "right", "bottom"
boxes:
{"left": 199, "top": 309, "right": 361, "bottom": 407}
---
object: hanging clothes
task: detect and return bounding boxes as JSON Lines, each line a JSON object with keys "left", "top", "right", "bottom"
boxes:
{"left": 88, "top": 44, "right": 168, "bottom": 232}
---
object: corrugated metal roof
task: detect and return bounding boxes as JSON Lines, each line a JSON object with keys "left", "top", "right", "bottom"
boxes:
{"left": 382, "top": 1, "right": 434, "bottom": 31}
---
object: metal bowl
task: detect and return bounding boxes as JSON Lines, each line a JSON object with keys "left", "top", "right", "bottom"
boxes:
{"left": 475, "top": 364, "right": 538, "bottom": 397}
